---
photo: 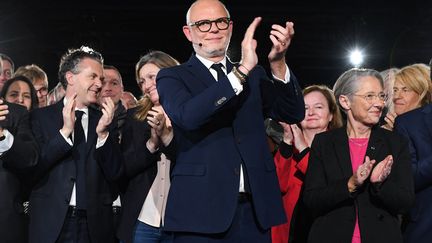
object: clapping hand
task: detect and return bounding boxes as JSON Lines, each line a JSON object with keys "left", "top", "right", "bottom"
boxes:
{"left": 268, "top": 21, "right": 295, "bottom": 62}
{"left": 370, "top": 155, "right": 393, "bottom": 183}
{"left": 61, "top": 93, "right": 77, "bottom": 137}
{"left": 348, "top": 156, "right": 376, "bottom": 192}
{"left": 96, "top": 97, "right": 115, "bottom": 139}
{"left": 239, "top": 17, "right": 262, "bottom": 74}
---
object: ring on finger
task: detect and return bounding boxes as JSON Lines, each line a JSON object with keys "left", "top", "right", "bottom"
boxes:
{"left": 281, "top": 42, "right": 286, "bottom": 46}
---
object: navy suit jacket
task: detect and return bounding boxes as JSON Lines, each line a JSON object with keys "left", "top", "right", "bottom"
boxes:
{"left": 0, "top": 102, "right": 38, "bottom": 243}
{"left": 395, "top": 104, "right": 432, "bottom": 243}
{"left": 156, "top": 55, "right": 305, "bottom": 233}
{"left": 28, "top": 100, "right": 120, "bottom": 243}
{"left": 303, "top": 126, "right": 414, "bottom": 243}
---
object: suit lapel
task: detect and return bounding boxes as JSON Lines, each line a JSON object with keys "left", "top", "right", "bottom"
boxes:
{"left": 186, "top": 55, "right": 217, "bottom": 87}
{"left": 333, "top": 128, "right": 353, "bottom": 177}
{"left": 365, "top": 127, "right": 384, "bottom": 161}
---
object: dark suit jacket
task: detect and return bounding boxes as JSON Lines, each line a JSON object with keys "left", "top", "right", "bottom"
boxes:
{"left": 303, "top": 126, "right": 415, "bottom": 243}
{"left": 115, "top": 108, "right": 176, "bottom": 243}
{"left": 156, "top": 55, "right": 305, "bottom": 233}
{"left": 394, "top": 104, "right": 432, "bottom": 243}
{"left": 28, "top": 100, "right": 121, "bottom": 243}
{"left": 0, "top": 102, "right": 38, "bottom": 243}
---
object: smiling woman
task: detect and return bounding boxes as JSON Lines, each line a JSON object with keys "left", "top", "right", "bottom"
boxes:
{"left": 0, "top": 75, "right": 39, "bottom": 111}
{"left": 303, "top": 68, "right": 415, "bottom": 243}
{"left": 392, "top": 63, "right": 431, "bottom": 116}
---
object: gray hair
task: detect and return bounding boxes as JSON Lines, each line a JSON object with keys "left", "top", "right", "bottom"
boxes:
{"left": 333, "top": 68, "right": 383, "bottom": 111}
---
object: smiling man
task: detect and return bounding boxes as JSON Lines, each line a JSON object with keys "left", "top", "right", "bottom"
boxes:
{"left": 28, "top": 46, "right": 121, "bottom": 243}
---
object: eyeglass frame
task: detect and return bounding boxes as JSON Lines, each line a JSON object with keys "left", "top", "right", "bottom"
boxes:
{"left": 188, "top": 17, "right": 231, "bottom": 32}
{"left": 352, "top": 92, "right": 387, "bottom": 103}
{"left": 35, "top": 86, "right": 49, "bottom": 96}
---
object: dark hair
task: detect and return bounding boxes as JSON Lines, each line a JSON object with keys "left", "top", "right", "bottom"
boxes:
{"left": 58, "top": 46, "right": 103, "bottom": 89}
{"left": 0, "top": 53, "right": 15, "bottom": 72}
{"left": 0, "top": 75, "right": 39, "bottom": 110}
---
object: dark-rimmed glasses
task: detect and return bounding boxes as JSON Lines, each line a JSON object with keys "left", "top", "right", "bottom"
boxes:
{"left": 189, "top": 17, "right": 230, "bottom": 32}
{"left": 35, "top": 86, "right": 48, "bottom": 96}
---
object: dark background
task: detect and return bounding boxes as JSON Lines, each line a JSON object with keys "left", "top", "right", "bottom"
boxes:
{"left": 1, "top": 0, "right": 432, "bottom": 97}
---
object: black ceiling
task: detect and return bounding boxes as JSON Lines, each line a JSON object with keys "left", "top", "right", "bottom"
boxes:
{"left": 1, "top": 0, "right": 432, "bottom": 96}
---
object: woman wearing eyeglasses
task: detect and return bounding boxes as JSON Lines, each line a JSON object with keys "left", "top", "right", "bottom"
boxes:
{"left": 303, "top": 68, "right": 414, "bottom": 243}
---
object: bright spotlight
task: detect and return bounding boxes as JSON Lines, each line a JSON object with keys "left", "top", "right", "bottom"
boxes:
{"left": 349, "top": 49, "right": 364, "bottom": 67}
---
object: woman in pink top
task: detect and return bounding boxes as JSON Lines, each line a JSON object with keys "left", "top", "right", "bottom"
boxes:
{"left": 303, "top": 68, "right": 414, "bottom": 243}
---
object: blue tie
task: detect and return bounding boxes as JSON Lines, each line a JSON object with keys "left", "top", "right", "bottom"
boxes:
{"left": 73, "top": 110, "right": 87, "bottom": 209}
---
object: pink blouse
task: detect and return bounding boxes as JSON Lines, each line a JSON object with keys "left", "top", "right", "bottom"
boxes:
{"left": 349, "top": 138, "right": 369, "bottom": 243}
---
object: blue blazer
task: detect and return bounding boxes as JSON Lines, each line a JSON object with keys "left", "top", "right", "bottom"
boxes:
{"left": 28, "top": 100, "right": 121, "bottom": 243}
{"left": 395, "top": 104, "right": 432, "bottom": 243}
{"left": 156, "top": 55, "right": 305, "bottom": 233}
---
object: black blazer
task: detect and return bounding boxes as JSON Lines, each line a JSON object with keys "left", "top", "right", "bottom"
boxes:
{"left": 115, "top": 108, "right": 176, "bottom": 243}
{"left": 303, "top": 126, "right": 415, "bottom": 243}
{"left": 0, "top": 102, "right": 38, "bottom": 243}
{"left": 28, "top": 100, "right": 121, "bottom": 243}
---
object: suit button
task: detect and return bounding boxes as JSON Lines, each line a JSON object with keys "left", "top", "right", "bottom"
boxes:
{"left": 215, "top": 97, "right": 227, "bottom": 106}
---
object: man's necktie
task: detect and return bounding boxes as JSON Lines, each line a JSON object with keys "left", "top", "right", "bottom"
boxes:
{"left": 73, "top": 110, "right": 87, "bottom": 209}
{"left": 211, "top": 63, "right": 226, "bottom": 81}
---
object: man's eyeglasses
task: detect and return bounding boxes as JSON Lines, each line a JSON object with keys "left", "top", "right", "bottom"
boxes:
{"left": 188, "top": 17, "right": 230, "bottom": 32}
{"left": 353, "top": 92, "right": 387, "bottom": 103}
{"left": 1, "top": 70, "right": 12, "bottom": 79}
{"left": 35, "top": 86, "right": 48, "bottom": 95}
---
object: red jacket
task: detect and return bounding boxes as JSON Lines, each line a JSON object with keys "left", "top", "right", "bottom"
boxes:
{"left": 271, "top": 143, "right": 309, "bottom": 243}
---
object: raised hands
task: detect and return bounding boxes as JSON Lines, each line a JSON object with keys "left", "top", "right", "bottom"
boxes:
{"left": 280, "top": 122, "right": 308, "bottom": 152}
{"left": 381, "top": 111, "right": 397, "bottom": 131}
{"left": 348, "top": 155, "right": 394, "bottom": 193}
{"left": 96, "top": 97, "right": 115, "bottom": 139}
{"left": 239, "top": 17, "right": 262, "bottom": 74}
{"left": 61, "top": 93, "right": 77, "bottom": 137}
{"left": 146, "top": 106, "right": 173, "bottom": 151}
{"left": 370, "top": 155, "right": 393, "bottom": 183}
{"left": 348, "top": 156, "right": 376, "bottom": 192}
{"left": 268, "top": 21, "right": 295, "bottom": 63}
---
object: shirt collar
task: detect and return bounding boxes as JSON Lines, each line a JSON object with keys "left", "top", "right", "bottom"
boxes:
{"left": 195, "top": 54, "right": 227, "bottom": 70}
{"left": 63, "top": 97, "right": 89, "bottom": 115}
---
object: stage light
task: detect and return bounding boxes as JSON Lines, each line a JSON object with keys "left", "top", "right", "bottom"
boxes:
{"left": 349, "top": 49, "right": 364, "bottom": 67}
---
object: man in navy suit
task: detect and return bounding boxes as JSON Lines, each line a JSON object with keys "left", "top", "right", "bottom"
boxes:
{"left": 29, "top": 46, "right": 120, "bottom": 243}
{"left": 156, "top": 1, "right": 305, "bottom": 242}
{"left": 395, "top": 103, "right": 432, "bottom": 243}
